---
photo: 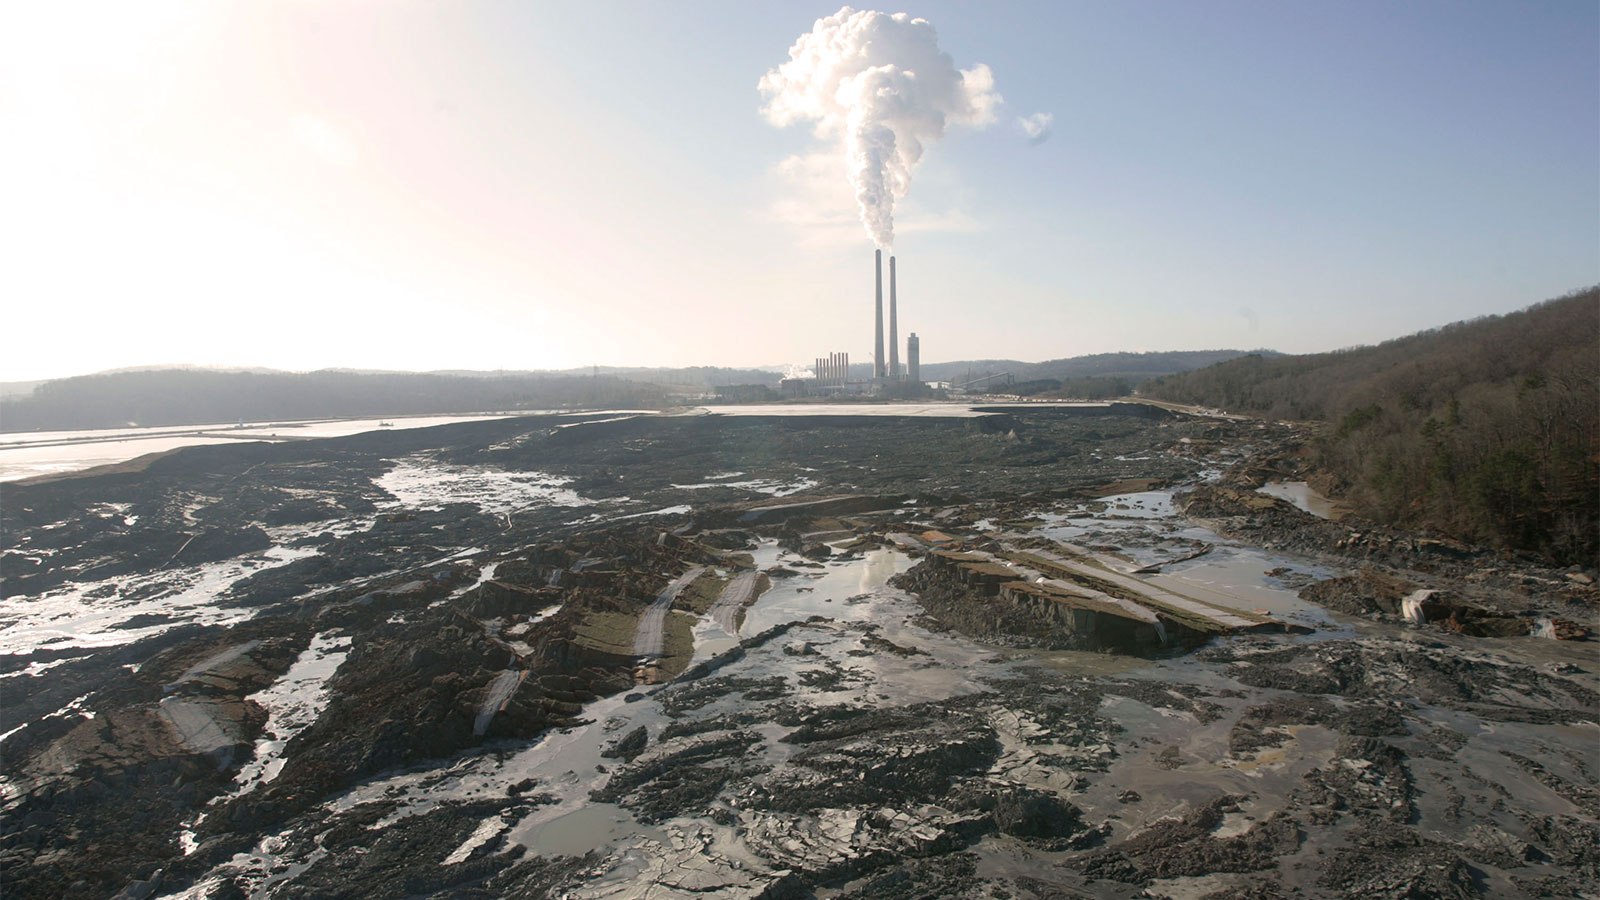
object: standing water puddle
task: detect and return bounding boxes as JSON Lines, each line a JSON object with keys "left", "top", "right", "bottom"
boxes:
{"left": 178, "top": 631, "right": 353, "bottom": 854}
{"left": 1257, "top": 481, "right": 1341, "bottom": 519}
{"left": 226, "top": 631, "right": 353, "bottom": 797}
{"left": 0, "top": 544, "right": 320, "bottom": 656}
{"left": 376, "top": 458, "right": 591, "bottom": 513}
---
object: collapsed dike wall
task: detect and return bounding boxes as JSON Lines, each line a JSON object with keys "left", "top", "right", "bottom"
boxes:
{"left": 895, "top": 554, "right": 1176, "bottom": 654}
{"left": 893, "top": 544, "right": 1297, "bottom": 655}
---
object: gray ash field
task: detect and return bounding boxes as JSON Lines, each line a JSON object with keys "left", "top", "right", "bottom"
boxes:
{"left": 2, "top": 406, "right": 1596, "bottom": 900}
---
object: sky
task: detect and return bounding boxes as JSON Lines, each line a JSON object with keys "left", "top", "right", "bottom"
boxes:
{"left": 3, "top": 0, "right": 1596, "bottom": 382}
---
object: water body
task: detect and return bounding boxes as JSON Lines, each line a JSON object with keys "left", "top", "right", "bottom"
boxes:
{"left": 1257, "top": 481, "right": 1341, "bottom": 519}
{"left": 1, "top": 402, "right": 1137, "bottom": 481}
{"left": 0, "top": 414, "right": 524, "bottom": 482}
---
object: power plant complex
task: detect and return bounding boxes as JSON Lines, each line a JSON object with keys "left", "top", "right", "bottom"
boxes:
{"left": 803, "top": 249, "right": 921, "bottom": 395}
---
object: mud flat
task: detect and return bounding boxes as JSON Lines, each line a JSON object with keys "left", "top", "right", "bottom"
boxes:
{"left": 0, "top": 408, "right": 1594, "bottom": 899}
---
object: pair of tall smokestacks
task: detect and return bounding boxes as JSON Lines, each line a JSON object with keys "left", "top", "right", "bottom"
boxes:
{"left": 873, "top": 250, "right": 900, "bottom": 380}
{"left": 813, "top": 351, "right": 848, "bottom": 387}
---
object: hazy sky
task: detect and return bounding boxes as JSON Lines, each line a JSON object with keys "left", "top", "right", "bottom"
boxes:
{"left": 4, "top": 1, "right": 1596, "bottom": 381}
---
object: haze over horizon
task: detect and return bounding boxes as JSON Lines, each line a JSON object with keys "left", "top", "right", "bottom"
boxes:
{"left": 5, "top": 1, "right": 1596, "bottom": 383}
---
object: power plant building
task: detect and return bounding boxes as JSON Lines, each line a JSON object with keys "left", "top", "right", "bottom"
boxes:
{"left": 812, "top": 250, "right": 920, "bottom": 392}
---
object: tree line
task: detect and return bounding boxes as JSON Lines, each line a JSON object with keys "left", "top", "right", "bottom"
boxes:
{"left": 1143, "top": 288, "right": 1599, "bottom": 566}
{"left": 1009, "top": 376, "right": 1133, "bottom": 400}
{"left": 0, "top": 370, "right": 672, "bottom": 432}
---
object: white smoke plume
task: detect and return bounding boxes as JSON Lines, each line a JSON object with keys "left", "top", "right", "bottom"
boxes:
{"left": 1018, "top": 111, "right": 1053, "bottom": 144}
{"left": 760, "top": 7, "right": 1001, "bottom": 248}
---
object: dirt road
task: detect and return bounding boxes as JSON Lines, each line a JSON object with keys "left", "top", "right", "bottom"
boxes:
{"left": 708, "top": 570, "right": 759, "bottom": 635}
{"left": 632, "top": 566, "right": 705, "bottom": 659}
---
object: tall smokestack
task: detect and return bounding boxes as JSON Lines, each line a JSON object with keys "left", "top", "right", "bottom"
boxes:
{"left": 874, "top": 249, "right": 885, "bottom": 379}
{"left": 889, "top": 255, "right": 899, "bottom": 380}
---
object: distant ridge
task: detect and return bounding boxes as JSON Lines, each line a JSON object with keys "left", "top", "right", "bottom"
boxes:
{"left": 0, "top": 370, "right": 673, "bottom": 433}
{"left": 918, "top": 349, "right": 1279, "bottom": 384}
{"left": 0, "top": 349, "right": 1275, "bottom": 406}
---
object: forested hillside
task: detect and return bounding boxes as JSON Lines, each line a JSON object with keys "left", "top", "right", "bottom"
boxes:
{"left": 0, "top": 370, "right": 670, "bottom": 432}
{"left": 1144, "top": 288, "right": 1599, "bottom": 565}
{"left": 919, "top": 349, "right": 1270, "bottom": 385}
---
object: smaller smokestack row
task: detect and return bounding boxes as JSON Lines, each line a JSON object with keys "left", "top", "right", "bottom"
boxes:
{"left": 908, "top": 333, "right": 920, "bottom": 384}
{"left": 813, "top": 352, "right": 849, "bottom": 387}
